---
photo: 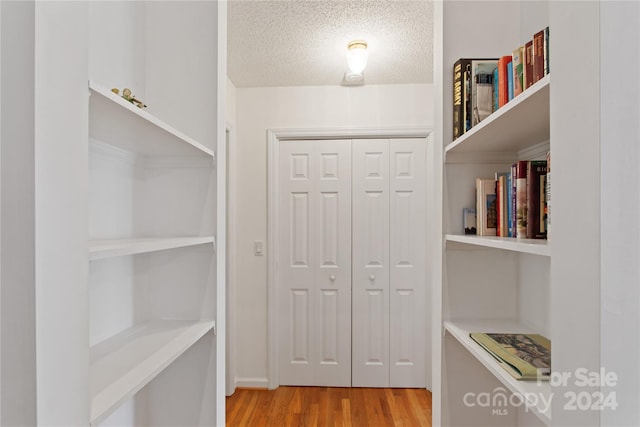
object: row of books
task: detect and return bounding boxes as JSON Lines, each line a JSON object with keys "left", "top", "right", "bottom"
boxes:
{"left": 452, "top": 26, "right": 550, "bottom": 141}
{"left": 465, "top": 155, "right": 550, "bottom": 239}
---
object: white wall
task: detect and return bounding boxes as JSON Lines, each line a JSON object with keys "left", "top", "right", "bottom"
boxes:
{"left": 1, "top": 1, "right": 37, "bottom": 424}
{"left": 600, "top": 2, "right": 640, "bottom": 425}
{"left": 35, "top": 2, "right": 90, "bottom": 424}
{"left": 234, "top": 83, "right": 433, "bottom": 386}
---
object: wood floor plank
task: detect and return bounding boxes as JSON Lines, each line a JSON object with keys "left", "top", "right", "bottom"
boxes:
{"left": 340, "top": 397, "right": 351, "bottom": 427}
{"left": 407, "top": 388, "right": 432, "bottom": 427}
{"left": 227, "top": 387, "right": 432, "bottom": 427}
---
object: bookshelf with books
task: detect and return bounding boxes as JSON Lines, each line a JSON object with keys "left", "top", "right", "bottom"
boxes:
{"left": 430, "top": 2, "right": 604, "bottom": 427}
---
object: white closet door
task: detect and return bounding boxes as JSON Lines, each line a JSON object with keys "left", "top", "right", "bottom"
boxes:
{"left": 389, "top": 138, "right": 427, "bottom": 387}
{"left": 278, "top": 139, "right": 352, "bottom": 387}
{"left": 352, "top": 139, "right": 391, "bottom": 387}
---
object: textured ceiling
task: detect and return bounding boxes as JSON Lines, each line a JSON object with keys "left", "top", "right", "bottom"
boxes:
{"left": 228, "top": 0, "right": 433, "bottom": 88}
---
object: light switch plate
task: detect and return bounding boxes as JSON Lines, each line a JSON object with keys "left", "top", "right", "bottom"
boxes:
{"left": 254, "top": 240, "right": 264, "bottom": 256}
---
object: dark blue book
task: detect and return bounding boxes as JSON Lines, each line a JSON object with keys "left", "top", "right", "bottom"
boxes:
{"left": 492, "top": 67, "right": 499, "bottom": 112}
{"left": 507, "top": 61, "right": 514, "bottom": 101}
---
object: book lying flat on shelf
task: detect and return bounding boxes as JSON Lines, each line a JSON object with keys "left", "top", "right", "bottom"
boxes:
{"left": 470, "top": 332, "right": 551, "bottom": 381}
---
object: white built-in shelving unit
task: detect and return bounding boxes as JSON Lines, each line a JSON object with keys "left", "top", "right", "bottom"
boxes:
{"left": 90, "top": 320, "right": 215, "bottom": 426}
{"left": 443, "top": 75, "right": 549, "bottom": 156}
{"left": 445, "top": 234, "right": 550, "bottom": 257}
{"left": 1, "top": 2, "right": 226, "bottom": 425}
{"left": 444, "top": 320, "right": 552, "bottom": 424}
{"left": 430, "top": 2, "right": 608, "bottom": 427}
{"left": 89, "top": 237, "right": 216, "bottom": 261}
{"left": 431, "top": 2, "right": 554, "bottom": 427}
{"left": 441, "top": 74, "right": 551, "bottom": 425}
{"left": 88, "top": 82, "right": 215, "bottom": 158}
{"left": 88, "top": 80, "right": 218, "bottom": 424}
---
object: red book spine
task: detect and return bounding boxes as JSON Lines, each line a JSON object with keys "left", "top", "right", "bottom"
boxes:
{"left": 533, "top": 30, "right": 545, "bottom": 83}
{"left": 498, "top": 55, "right": 511, "bottom": 108}
{"left": 496, "top": 179, "right": 501, "bottom": 236}
{"left": 515, "top": 160, "right": 528, "bottom": 238}
{"left": 511, "top": 163, "right": 517, "bottom": 237}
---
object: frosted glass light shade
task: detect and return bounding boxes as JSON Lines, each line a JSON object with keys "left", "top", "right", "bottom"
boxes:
{"left": 347, "top": 41, "right": 368, "bottom": 74}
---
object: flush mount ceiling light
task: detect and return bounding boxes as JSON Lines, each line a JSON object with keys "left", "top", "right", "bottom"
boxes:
{"left": 346, "top": 40, "right": 368, "bottom": 75}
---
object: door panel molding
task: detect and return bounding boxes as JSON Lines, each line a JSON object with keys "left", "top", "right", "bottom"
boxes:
{"left": 267, "top": 127, "right": 431, "bottom": 390}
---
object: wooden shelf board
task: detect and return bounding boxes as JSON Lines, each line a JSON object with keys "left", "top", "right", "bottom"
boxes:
{"left": 89, "top": 237, "right": 215, "bottom": 260}
{"left": 88, "top": 81, "right": 215, "bottom": 158}
{"left": 445, "top": 234, "right": 550, "bottom": 256}
{"left": 445, "top": 75, "right": 550, "bottom": 156}
{"left": 90, "top": 320, "right": 215, "bottom": 426}
{"left": 444, "top": 319, "right": 552, "bottom": 425}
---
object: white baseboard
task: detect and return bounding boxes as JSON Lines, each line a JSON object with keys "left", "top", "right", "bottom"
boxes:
{"left": 226, "top": 379, "right": 237, "bottom": 397}
{"left": 236, "top": 377, "right": 269, "bottom": 389}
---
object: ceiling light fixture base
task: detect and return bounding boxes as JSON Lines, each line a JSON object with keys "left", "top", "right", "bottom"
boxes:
{"left": 342, "top": 72, "right": 365, "bottom": 86}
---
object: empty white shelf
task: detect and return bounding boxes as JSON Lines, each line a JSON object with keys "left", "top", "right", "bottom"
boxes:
{"left": 445, "top": 319, "right": 552, "bottom": 425}
{"left": 89, "top": 236, "right": 215, "bottom": 260}
{"left": 89, "top": 81, "right": 215, "bottom": 158}
{"left": 90, "top": 320, "right": 215, "bottom": 426}
{"left": 445, "top": 234, "right": 550, "bottom": 256}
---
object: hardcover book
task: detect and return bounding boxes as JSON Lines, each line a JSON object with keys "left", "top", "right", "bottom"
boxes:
{"left": 524, "top": 40, "right": 534, "bottom": 89}
{"left": 506, "top": 172, "right": 513, "bottom": 237}
{"left": 496, "top": 175, "right": 503, "bottom": 237}
{"left": 495, "top": 172, "right": 509, "bottom": 237}
{"left": 545, "top": 151, "right": 551, "bottom": 240}
{"left": 498, "top": 55, "right": 512, "bottom": 108}
{"left": 526, "top": 160, "right": 548, "bottom": 239}
{"left": 533, "top": 30, "right": 545, "bottom": 83}
{"left": 507, "top": 61, "right": 514, "bottom": 101}
{"left": 452, "top": 58, "right": 469, "bottom": 140}
{"left": 453, "top": 58, "right": 498, "bottom": 138}
{"left": 512, "top": 46, "right": 524, "bottom": 97}
{"left": 471, "top": 60, "right": 498, "bottom": 126}
{"left": 492, "top": 67, "right": 499, "bottom": 113}
{"left": 470, "top": 332, "right": 551, "bottom": 381}
{"left": 544, "top": 26, "right": 550, "bottom": 76}
{"left": 476, "top": 178, "right": 497, "bottom": 236}
{"left": 515, "top": 160, "right": 528, "bottom": 238}
{"left": 463, "top": 64, "right": 472, "bottom": 133}
{"left": 511, "top": 163, "right": 517, "bottom": 237}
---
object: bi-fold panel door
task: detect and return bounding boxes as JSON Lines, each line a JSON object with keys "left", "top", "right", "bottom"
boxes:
{"left": 352, "top": 138, "right": 427, "bottom": 388}
{"left": 387, "top": 138, "right": 427, "bottom": 388}
{"left": 278, "top": 138, "right": 426, "bottom": 388}
{"left": 278, "top": 139, "right": 352, "bottom": 387}
{"left": 351, "top": 139, "right": 391, "bottom": 387}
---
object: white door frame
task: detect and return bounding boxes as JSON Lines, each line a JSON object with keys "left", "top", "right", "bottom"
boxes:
{"left": 267, "top": 127, "right": 431, "bottom": 389}
{"left": 225, "top": 124, "right": 237, "bottom": 396}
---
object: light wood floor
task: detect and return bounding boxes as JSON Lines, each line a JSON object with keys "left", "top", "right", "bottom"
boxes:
{"left": 226, "top": 387, "right": 432, "bottom": 427}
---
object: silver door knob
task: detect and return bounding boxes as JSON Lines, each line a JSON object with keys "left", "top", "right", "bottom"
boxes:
{"left": 369, "top": 274, "right": 375, "bottom": 281}
{"left": 329, "top": 275, "right": 336, "bottom": 281}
